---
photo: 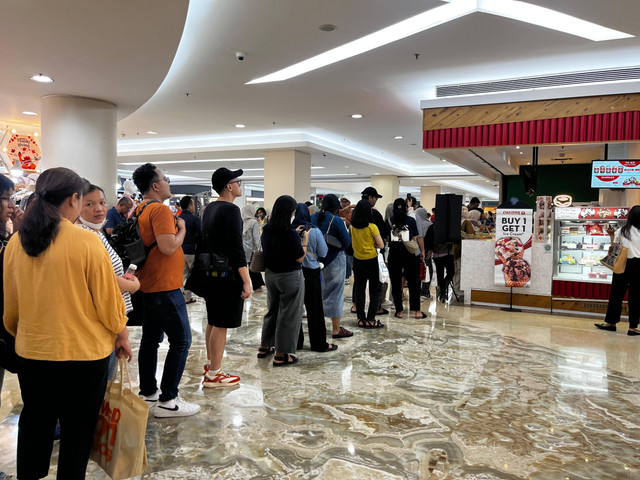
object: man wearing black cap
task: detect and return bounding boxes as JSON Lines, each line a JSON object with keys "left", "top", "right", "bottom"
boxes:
{"left": 356, "top": 186, "right": 390, "bottom": 315}
{"left": 199, "top": 167, "right": 251, "bottom": 388}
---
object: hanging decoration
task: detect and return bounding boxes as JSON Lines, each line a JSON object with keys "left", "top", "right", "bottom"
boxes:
{"left": 5, "top": 134, "right": 41, "bottom": 171}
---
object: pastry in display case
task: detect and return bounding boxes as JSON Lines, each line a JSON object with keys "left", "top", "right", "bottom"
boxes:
{"left": 534, "top": 196, "right": 553, "bottom": 243}
{"left": 553, "top": 206, "right": 628, "bottom": 283}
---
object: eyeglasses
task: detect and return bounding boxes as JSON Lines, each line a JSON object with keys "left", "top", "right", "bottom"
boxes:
{"left": 155, "top": 175, "right": 171, "bottom": 185}
{"left": 229, "top": 179, "right": 242, "bottom": 186}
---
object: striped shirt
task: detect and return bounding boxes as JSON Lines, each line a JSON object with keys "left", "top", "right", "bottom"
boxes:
{"left": 79, "top": 225, "right": 133, "bottom": 313}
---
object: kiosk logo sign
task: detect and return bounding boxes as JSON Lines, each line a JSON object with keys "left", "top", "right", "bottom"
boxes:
{"left": 494, "top": 209, "right": 533, "bottom": 288}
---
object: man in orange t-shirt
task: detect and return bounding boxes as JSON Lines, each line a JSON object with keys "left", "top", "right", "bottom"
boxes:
{"left": 132, "top": 163, "right": 200, "bottom": 419}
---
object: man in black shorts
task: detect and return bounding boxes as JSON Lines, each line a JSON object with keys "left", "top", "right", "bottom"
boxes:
{"left": 201, "top": 168, "right": 252, "bottom": 387}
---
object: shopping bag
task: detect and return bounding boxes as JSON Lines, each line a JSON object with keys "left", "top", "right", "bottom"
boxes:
{"left": 250, "top": 250, "right": 266, "bottom": 272}
{"left": 600, "top": 243, "right": 628, "bottom": 274}
{"left": 378, "top": 253, "right": 389, "bottom": 283}
{"left": 91, "top": 358, "right": 149, "bottom": 480}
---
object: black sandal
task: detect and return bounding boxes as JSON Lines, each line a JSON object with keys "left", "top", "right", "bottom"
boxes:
{"left": 413, "top": 312, "right": 428, "bottom": 319}
{"left": 357, "top": 319, "right": 368, "bottom": 328}
{"left": 319, "top": 344, "right": 338, "bottom": 352}
{"left": 394, "top": 312, "right": 403, "bottom": 318}
{"left": 273, "top": 354, "right": 299, "bottom": 366}
{"left": 350, "top": 306, "right": 357, "bottom": 314}
{"left": 257, "top": 346, "right": 275, "bottom": 358}
{"left": 370, "top": 319, "right": 385, "bottom": 329}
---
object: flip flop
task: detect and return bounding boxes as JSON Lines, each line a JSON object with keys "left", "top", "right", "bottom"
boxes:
{"left": 319, "top": 344, "right": 338, "bottom": 352}
{"left": 350, "top": 306, "right": 357, "bottom": 314}
{"left": 332, "top": 326, "right": 353, "bottom": 338}
{"left": 376, "top": 308, "right": 389, "bottom": 315}
{"left": 273, "top": 354, "right": 299, "bottom": 367}
{"left": 394, "top": 312, "right": 403, "bottom": 318}
{"left": 414, "top": 312, "right": 428, "bottom": 319}
{"left": 257, "top": 346, "right": 275, "bottom": 358}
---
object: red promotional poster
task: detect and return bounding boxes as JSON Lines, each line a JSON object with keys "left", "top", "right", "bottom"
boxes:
{"left": 5, "top": 134, "right": 41, "bottom": 171}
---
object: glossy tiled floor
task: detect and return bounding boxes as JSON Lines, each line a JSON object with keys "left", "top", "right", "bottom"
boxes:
{"left": 1, "top": 288, "right": 639, "bottom": 479}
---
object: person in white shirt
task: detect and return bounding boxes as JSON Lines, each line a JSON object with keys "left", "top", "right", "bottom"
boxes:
{"left": 595, "top": 205, "right": 640, "bottom": 336}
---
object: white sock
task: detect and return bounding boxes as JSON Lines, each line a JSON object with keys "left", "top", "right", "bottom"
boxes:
{"left": 206, "top": 368, "right": 222, "bottom": 379}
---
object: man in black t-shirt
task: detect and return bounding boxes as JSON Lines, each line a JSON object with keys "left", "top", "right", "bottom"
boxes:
{"left": 200, "top": 168, "right": 251, "bottom": 388}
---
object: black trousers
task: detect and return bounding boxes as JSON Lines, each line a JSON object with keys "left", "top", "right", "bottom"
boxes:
{"left": 17, "top": 356, "right": 109, "bottom": 480}
{"left": 249, "top": 270, "right": 265, "bottom": 291}
{"left": 433, "top": 255, "right": 455, "bottom": 293}
{"left": 353, "top": 257, "right": 381, "bottom": 321}
{"left": 298, "top": 267, "right": 329, "bottom": 351}
{"left": 605, "top": 257, "right": 640, "bottom": 329}
{"left": 388, "top": 245, "right": 420, "bottom": 312}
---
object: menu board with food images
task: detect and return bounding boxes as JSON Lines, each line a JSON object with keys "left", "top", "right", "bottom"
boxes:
{"left": 591, "top": 160, "right": 640, "bottom": 188}
{"left": 494, "top": 209, "right": 533, "bottom": 287}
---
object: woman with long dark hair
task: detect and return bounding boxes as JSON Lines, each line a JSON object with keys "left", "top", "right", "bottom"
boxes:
{"left": 351, "top": 199, "right": 385, "bottom": 328}
{"left": 3, "top": 168, "right": 131, "bottom": 479}
{"left": 259, "top": 195, "right": 309, "bottom": 365}
{"left": 596, "top": 205, "right": 640, "bottom": 336}
{"left": 387, "top": 198, "right": 427, "bottom": 318}
{"left": 311, "top": 194, "right": 353, "bottom": 339}
{"left": 293, "top": 203, "right": 337, "bottom": 352}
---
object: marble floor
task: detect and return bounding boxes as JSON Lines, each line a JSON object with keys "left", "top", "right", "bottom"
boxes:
{"left": 1, "top": 288, "right": 640, "bottom": 479}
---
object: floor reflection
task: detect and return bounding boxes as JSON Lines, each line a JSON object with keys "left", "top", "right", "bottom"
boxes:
{"left": 1, "top": 290, "right": 639, "bottom": 479}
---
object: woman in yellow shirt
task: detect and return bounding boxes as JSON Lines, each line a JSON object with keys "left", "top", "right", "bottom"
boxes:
{"left": 351, "top": 199, "right": 384, "bottom": 328}
{"left": 3, "top": 167, "right": 131, "bottom": 480}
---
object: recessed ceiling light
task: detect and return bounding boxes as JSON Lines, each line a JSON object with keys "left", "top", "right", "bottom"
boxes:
{"left": 319, "top": 24, "right": 337, "bottom": 32}
{"left": 516, "top": 145, "right": 520, "bottom": 149}
{"left": 147, "top": 131, "right": 158, "bottom": 135}
{"left": 350, "top": 114, "right": 363, "bottom": 119}
{"left": 1, "top": 147, "right": 7, "bottom": 152}
{"left": 33, "top": 132, "right": 39, "bottom": 137}
{"left": 31, "top": 74, "right": 54, "bottom": 83}
{"left": 22, "top": 111, "right": 37, "bottom": 116}
{"left": 235, "top": 124, "right": 246, "bottom": 128}
{"left": 393, "top": 136, "right": 404, "bottom": 140}
{"left": 11, "top": 129, "right": 16, "bottom": 134}
{"left": 441, "top": 159, "right": 447, "bottom": 162}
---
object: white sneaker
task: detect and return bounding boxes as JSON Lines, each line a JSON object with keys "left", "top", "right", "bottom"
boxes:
{"left": 154, "top": 397, "right": 201, "bottom": 418}
{"left": 139, "top": 390, "right": 160, "bottom": 407}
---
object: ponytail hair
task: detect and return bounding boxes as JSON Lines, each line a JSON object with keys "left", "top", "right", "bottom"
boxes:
{"left": 392, "top": 198, "right": 408, "bottom": 230}
{"left": 20, "top": 167, "right": 84, "bottom": 257}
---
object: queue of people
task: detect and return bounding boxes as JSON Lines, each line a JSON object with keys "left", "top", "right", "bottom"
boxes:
{"left": 0, "top": 162, "right": 486, "bottom": 479}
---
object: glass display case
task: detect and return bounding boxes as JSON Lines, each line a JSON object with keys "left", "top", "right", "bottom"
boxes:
{"left": 553, "top": 207, "right": 629, "bottom": 284}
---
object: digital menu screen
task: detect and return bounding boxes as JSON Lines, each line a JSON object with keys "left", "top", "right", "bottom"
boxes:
{"left": 591, "top": 160, "right": 640, "bottom": 188}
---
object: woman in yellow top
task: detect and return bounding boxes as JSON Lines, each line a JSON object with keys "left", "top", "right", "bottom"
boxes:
{"left": 350, "top": 199, "right": 384, "bottom": 328}
{"left": 3, "top": 167, "right": 131, "bottom": 480}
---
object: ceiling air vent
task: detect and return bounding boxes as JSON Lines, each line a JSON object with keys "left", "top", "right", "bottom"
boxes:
{"left": 437, "top": 66, "right": 640, "bottom": 98}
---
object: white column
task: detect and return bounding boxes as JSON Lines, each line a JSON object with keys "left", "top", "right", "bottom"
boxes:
{"left": 371, "top": 175, "right": 399, "bottom": 208}
{"left": 263, "top": 150, "right": 311, "bottom": 212}
{"left": 419, "top": 186, "right": 441, "bottom": 211}
{"left": 41, "top": 96, "right": 118, "bottom": 205}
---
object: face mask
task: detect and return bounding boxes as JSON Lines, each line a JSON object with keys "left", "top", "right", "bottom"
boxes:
{"left": 79, "top": 215, "right": 106, "bottom": 230}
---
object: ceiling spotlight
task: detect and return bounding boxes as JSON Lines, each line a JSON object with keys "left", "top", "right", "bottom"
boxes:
{"left": 350, "top": 114, "right": 363, "bottom": 119}
{"left": 31, "top": 74, "right": 54, "bottom": 83}
{"left": 516, "top": 145, "right": 520, "bottom": 149}
{"left": 235, "top": 124, "right": 246, "bottom": 128}
{"left": 319, "top": 24, "right": 337, "bottom": 32}
{"left": 146, "top": 131, "right": 158, "bottom": 135}
{"left": 1, "top": 147, "right": 7, "bottom": 152}
{"left": 33, "top": 132, "right": 39, "bottom": 137}
{"left": 393, "top": 135, "right": 404, "bottom": 139}
{"left": 11, "top": 129, "right": 16, "bottom": 134}
{"left": 441, "top": 159, "right": 446, "bottom": 162}
{"left": 22, "top": 111, "right": 37, "bottom": 116}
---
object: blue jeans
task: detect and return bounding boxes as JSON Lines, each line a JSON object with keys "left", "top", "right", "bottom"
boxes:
{"left": 345, "top": 254, "right": 353, "bottom": 278}
{"left": 138, "top": 289, "right": 192, "bottom": 402}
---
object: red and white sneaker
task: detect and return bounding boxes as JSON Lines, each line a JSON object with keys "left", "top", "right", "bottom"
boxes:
{"left": 202, "top": 364, "right": 210, "bottom": 376}
{"left": 202, "top": 371, "right": 241, "bottom": 388}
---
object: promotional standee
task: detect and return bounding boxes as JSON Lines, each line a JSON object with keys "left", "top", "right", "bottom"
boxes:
{"left": 494, "top": 209, "right": 533, "bottom": 288}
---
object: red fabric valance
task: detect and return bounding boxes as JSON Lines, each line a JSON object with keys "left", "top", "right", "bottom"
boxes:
{"left": 423, "top": 111, "right": 640, "bottom": 149}
{"left": 552, "top": 279, "right": 627, "bottom": 300}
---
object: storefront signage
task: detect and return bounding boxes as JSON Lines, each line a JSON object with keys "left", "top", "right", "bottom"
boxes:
{"left": 4, "top": 134, "right": 41, "bottom": 171}
{"left": 591, "top": 160, "right": 640, "bottom": 188}
{"left": 555, "top": 207, "right": 628, "bottom": 220}
{"left": 552, "top": 194, "right": 572, "bottom": 207}
{"left": 494, "top": 209, "right": 533, "bottom": 288}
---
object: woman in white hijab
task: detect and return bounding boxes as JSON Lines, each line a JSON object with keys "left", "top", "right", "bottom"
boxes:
{"left": 242, "top": 204, "right": 265, "bottom": 292}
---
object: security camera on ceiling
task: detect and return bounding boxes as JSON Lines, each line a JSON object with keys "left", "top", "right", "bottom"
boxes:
{"left": 236, "top": 52, "right": 245, "bottom": 61}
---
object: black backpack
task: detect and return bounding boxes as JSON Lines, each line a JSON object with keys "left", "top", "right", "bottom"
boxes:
{"left": 108, "top": 200, "right": 160, "bottom": 269}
